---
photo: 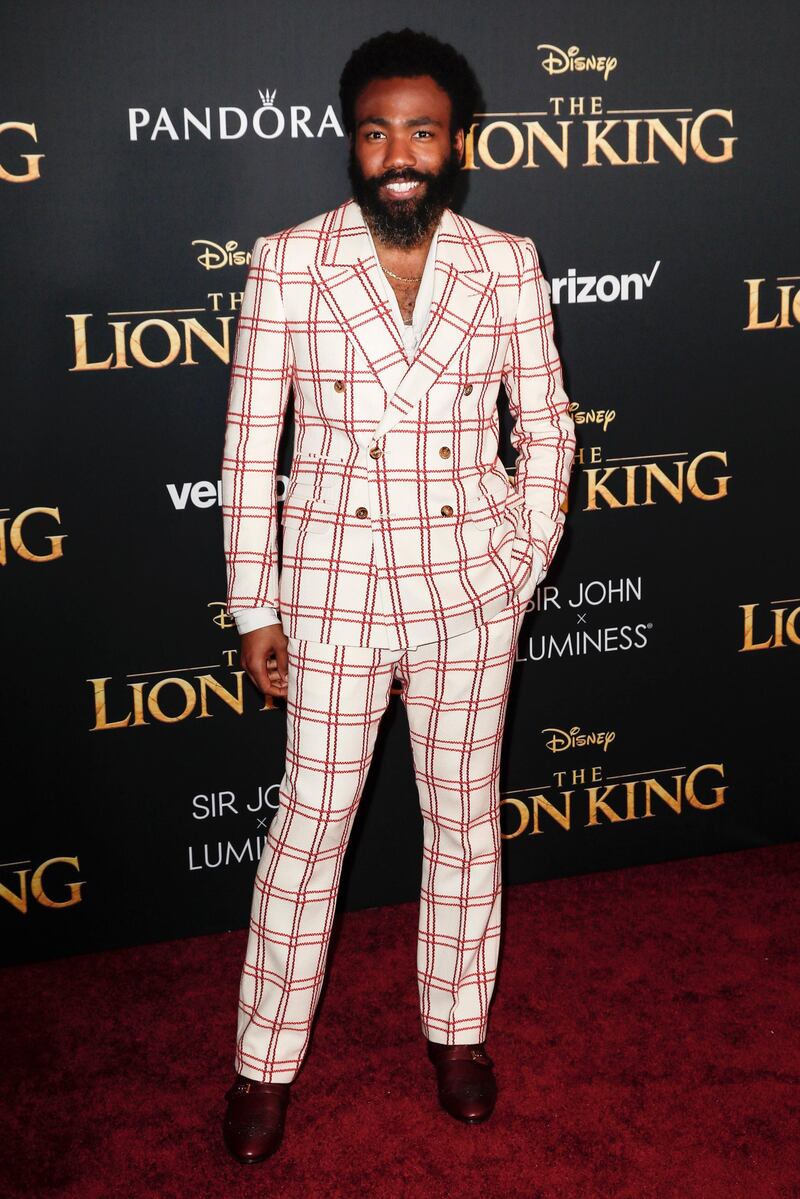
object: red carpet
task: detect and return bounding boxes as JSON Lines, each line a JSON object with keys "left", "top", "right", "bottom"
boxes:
{"left": 2, "top": 844, "right": 799, "bottom": 1199}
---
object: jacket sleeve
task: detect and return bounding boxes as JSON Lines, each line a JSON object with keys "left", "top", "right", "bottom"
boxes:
{"left": 221, "top": 236, "right": 294, "bottom": 618}
{"left": 228, "top": 604, "right": 282, "bottom": 634}
{"left": 501, "top": 235, "right": 575, "bottom": 582}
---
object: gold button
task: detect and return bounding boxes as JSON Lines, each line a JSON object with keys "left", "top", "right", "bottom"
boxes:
{"left": 333, "top": 379, "right": 345, "bottom": 393}
{"left": 355, "top": 506, "right": 368, "bottom": 518}
{"left": 369, "top": 445, "right": 382, "bottom": 459}
{"left": 463, "top": 383, "right": 473, "bottom": 395}
{"left": 440, "top": 504, "right": 453, "bottom": 517}
{"left": 438, "top": 446, "right": 451, "bottom": 459}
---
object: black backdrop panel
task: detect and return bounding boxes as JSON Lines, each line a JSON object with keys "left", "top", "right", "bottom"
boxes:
{"left": 2, "top": 0, "right": 798, "bottom": 964}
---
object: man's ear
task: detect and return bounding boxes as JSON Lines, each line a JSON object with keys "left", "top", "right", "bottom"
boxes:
{"left": 453, "top": 127, "right": 465, "bottom": 160}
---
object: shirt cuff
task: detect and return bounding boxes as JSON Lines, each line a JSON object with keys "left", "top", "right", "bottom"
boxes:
{"left": 230, "top": 606, "right": 281, "bottom": 634}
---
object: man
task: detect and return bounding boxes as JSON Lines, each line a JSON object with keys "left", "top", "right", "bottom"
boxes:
{"left": 220, "top": 28, "right": 575, "bottom": 1164}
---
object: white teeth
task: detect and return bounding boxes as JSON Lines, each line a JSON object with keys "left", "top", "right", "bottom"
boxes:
{"left": 385, "top": 180, "right": 419, "bottom": 193}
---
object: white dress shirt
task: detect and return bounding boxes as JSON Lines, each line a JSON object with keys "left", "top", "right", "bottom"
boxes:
{"left": 230, "top": 214, "right": 440, "bottom": 636}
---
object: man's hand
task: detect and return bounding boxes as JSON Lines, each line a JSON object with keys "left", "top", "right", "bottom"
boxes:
{"left": 241, "top": 622, "right": 288, "bottom": 699}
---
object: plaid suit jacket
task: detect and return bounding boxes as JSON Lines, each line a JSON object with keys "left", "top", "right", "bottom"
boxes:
{"left": 221, "top": 198, "right": 575, "bottom": 649}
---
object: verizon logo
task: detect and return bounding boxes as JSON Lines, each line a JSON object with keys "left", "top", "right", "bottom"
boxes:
{"left": 551, "top": 261, "right": 660, "bottom": 304}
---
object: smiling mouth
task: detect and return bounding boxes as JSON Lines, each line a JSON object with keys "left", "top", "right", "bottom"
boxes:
{"left": 382, "top": 179, "right": 423, "bottom": 197}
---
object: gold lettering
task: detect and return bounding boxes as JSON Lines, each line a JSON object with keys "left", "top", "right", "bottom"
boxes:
{"left": 585, "top": 464, "right": 637, "bottom": 509}
{"left": 643, "top": 774, "right": 683, "bottom": 816}
{"left": 0, "top": 120, "right": 44, "bottom": 182}
{"left": 685, "top": 763, "right": 726, "bottom": 810}
{"left": 531, "top": 791, "right": 571, "bottom": 833}
{"left": 129, "top": 318, "right": 182, "bottom": 368}
{"left": 180, "top": 316, "right": 232, "bottom": 365}
{"left": 477, "top": 121, "right": 525, "bottom": 170}
{"left": 786, "top": 606, "right": 800, "bottom": 646}
{"left": 147, "top": 676, "right": 197, "bottom": 723}
{"left": 644, "top": 118, "right": 691, "bottom": 165}
{"left": 463, "top": 106, "right": 735, "bottom": 175}
{"left": 88, "top": 677, "right": 133, "bottom": 731}
{"left": 0, "top": 868, "right": 30, "bottom": 913}
{"left": 584, "top": 120, "right": 624, "bottom": 166}
{"left": 68, "top": 314, "right": 114, "bottom": 372}
{"left": 586, "top": 782, "right": 626, "bottom": 824}
{"left": 130, "top": 680, "right": 149, "bottom": 727}
{"left": 196, "top": 671, "right": 244, "bottom": 718}
{"left": 463, "top": 122, "right": 481, "bottom": 170}
{"left": 31, "top": 856, "right": 85, "bottom": 909}
{"left": 8, "top": 506, "right": 65, "bottom": 562}
{"left": 686, "top": 450, "right": 730, "bottom": 500}
{"left": 523, "top": 121, "right": 570, "bottom": 168}
{"left": 743, "top": 279, "right": 780, "bottom": 331}
{"left": 110, "top": 321, "right": 132, "bottom": 368}
{"left": 623, "top": 118, "right": 642, "bottom": 164}
{"left": 690, "top": 109, "right": 736, "bottom": 164}
{"left": 740, "top": 603, "right": 774, "bottom": 652}
{"left": 500, "top": 797, "right": 530, "bottom": 838}
{"left": 642, "top": 461, "right": 685, "bottom": 505}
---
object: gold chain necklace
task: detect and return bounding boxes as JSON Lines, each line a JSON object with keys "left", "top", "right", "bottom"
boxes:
{"left": 381, "top": 264, "right": 423, "bottom": 283}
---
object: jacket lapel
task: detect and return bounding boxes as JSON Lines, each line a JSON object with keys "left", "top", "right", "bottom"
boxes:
{"left": 308, "top": 199, "right": 497, "bottom": 442}
{"left": 308, "top": 201, "right": 407, "bottom": 394}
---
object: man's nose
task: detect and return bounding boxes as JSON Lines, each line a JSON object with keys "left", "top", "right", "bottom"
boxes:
{"left": 381, "top": 133, "right": 416, "bottom": 171}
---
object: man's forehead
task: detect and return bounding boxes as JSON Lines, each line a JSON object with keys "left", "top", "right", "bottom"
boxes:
{"left": 355, "top": 113, "right": 445, "bottom": 129}
{"left": 354, "top": 74, "right": 451, "bottom": 113}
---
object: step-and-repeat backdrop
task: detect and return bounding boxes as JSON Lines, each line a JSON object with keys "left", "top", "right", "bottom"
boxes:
{"left": 3, "top": 1, "right": 797, "bottom": 964}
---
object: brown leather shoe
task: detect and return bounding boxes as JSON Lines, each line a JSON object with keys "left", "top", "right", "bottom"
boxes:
{"left": 427, "top": 1040, "right": 497, "bottom": 1123}
{"left": 222, "top": 1074, "right": 290, "bottom": 1164}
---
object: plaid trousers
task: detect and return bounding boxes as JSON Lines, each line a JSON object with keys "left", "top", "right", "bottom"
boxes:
{"left": 235, "top": 593, "right": 528, "bottom": 1083}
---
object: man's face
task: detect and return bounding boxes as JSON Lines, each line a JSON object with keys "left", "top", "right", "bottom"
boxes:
{"left": 348, "top": 74, "right": 465, "bottom": 248}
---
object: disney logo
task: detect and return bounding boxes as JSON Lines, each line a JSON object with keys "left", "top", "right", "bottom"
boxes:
{"left": 568, "top": 401, "right": 616, "bottom": 432}
{"left": 537, "top": 44, "right": 618, "bottom": 81}
{"left": 542, "top": 726, "right": 617, "bottom": 753}
{"left": 192, "top": 239, "right": 251, "bottom": 270}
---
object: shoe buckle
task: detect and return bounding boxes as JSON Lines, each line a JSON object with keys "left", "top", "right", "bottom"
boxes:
{"left": 470, "top": 1047, "right": 490, "bottom": 1065}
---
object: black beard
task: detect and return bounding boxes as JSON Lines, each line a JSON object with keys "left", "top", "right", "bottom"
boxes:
{"left": 348, "top": 144, "right": 462, "bottom": 249}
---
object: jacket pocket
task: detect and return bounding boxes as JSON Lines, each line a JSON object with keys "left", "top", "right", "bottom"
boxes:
{"left": 281, "top": 477, "right": 332, "bottom": 536}
{"left": 464, "top": 478, "right": 523, "bottom": 527}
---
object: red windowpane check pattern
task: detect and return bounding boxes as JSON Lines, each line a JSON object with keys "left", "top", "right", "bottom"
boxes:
{"left": 236, "top": 595, "right": 529, "bottom": 1082}
{"left": 221, "top": 198, "right": 575, "bottom": 651}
